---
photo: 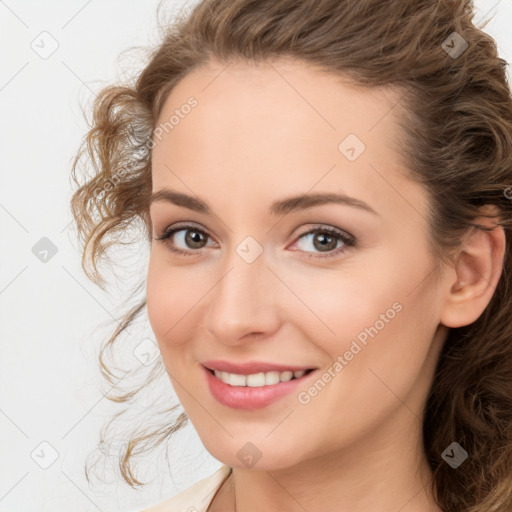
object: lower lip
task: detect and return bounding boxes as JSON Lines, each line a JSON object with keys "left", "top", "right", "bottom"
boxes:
{"left": 202, "top": 365, "right": 316, "bottom": 410}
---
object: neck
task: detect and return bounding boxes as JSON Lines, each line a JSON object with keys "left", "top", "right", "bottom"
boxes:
{"left": 226, "top": 410, "right": 442, "bottom": 512}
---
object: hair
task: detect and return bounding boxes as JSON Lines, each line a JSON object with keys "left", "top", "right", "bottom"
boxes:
{"left": 70, "top": 0, "right": 512, "bottom": 510}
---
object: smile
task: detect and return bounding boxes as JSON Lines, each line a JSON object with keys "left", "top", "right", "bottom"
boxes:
{"left": 201, "top": 364, "right": 317, "bottom": 410}
{"left": 212, "top": 369, "right": 311, "bottom": 386}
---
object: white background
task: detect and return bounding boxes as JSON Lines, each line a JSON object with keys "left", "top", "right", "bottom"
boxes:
{"left": 1, "top": 1, "right": 511, "bottom": 511}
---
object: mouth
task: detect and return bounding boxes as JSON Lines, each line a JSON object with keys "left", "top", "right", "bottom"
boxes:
{"left": 200, "top": 362, "right": 318, "bottom": 410}
{"left": 204, "top": 366, "right": 316, "bottom": 387}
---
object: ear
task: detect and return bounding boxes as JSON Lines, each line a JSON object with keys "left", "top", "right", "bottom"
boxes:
{"left": 440, "top": 205, "right": 506, "bottom": 328}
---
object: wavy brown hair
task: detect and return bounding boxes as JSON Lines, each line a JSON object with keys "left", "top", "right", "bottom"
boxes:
{"left": 70, "top": 0, "right": 512, "bottom": 509}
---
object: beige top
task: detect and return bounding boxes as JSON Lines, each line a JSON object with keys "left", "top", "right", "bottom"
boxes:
{"left": 139, "top": 465, "right": 232, "bottom": 512}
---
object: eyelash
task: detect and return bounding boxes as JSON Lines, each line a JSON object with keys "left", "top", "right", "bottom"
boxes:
{"left": 154, "top": 223, "right": 356, "bottom": 260}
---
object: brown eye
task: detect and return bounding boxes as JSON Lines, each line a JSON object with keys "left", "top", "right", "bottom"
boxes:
{"left": 291, "top": 226, "right": 356, "bottom": 259}
{"left": 311, "top": 232, "right": 339, "bottom": 252}
{"left": 155, "top": 224, "right": 214, "bottom": 256}
{"left": 182, "top": 229, "right": 208, "bottom": 249}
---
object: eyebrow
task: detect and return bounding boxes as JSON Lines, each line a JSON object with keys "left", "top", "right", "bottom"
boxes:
{"left": 150, "top": 188, "right": 379, "bottom": 217}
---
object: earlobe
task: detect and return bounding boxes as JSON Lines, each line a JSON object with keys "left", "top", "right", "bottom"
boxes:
{"left": 440, "top": 206, "right": 506, "bottom": 329}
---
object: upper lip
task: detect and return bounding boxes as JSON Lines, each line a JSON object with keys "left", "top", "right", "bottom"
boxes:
{"left": 201, "top": 360, "right": 316, "bottom": 375}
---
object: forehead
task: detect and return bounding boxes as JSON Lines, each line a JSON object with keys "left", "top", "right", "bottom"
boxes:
{"left": 150, "top": 58, "right": 426, "bottom": 221}
{"left": 153, "top": 57, "right": 404, "bottom": 154}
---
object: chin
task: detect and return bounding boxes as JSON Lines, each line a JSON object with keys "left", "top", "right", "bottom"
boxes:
{"left": 201, "top": 435, "right": 310, "bottom": 472}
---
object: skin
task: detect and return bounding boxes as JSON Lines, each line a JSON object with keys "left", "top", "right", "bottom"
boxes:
{"left": 146, "top": 57, "right": 505, "bottom": 512}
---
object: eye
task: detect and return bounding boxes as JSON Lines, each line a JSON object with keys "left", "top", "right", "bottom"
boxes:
{"left": 154, "top": 223, "right": 356, "bottom": 259}
{"left": 290, "top": 225, "right": 355, "bottom": 259}
{"left": 154, "top": 223, "right": 217, "bottom": 257}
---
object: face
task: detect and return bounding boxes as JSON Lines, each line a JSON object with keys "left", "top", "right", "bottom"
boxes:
{"left": 146, "top": 57, "right": 449, "bottom": 471}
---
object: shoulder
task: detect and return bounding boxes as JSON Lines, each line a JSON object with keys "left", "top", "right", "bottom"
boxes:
{"left": 139, "top": 465, "right": 232, "bottom": 512}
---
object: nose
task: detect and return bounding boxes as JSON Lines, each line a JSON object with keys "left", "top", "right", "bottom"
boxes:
{"left": 204, "top": 250, "right": 281, "bottom": 346}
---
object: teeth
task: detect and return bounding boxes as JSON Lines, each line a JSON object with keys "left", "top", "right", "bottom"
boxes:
{"left": 213, "top": 369, "right": 308, "bottom": 387}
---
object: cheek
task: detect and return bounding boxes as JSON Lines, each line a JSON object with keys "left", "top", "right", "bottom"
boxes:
{"left": 146, "top": 254, "right": 186, "bottom": 346}
{"left": 276, "top": 252, "right": 401, "bottom": 357}
{"left": 326, "top": 266, "right": 439, "bottom": 406}
{"left": 145, "top": 256, "right": 167, "bottom": 340}
{"left": 146, "top": 251, "right": 212, "bottom": 352}
{"left": 303, "top": 245, "right": 436, "bottom": 369}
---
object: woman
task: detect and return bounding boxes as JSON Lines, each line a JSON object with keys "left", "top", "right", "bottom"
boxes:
{"left": 70, "top": 0, "right": 512, "bottom": 510}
